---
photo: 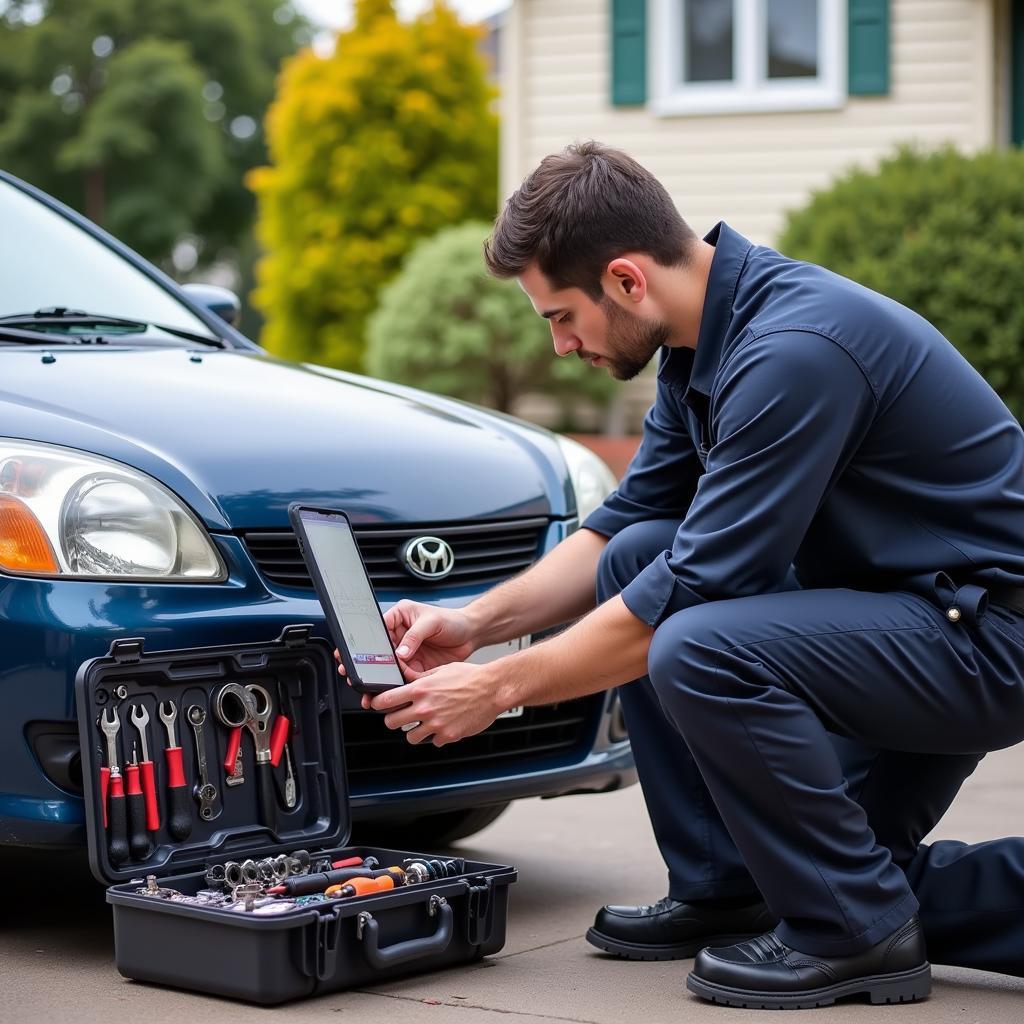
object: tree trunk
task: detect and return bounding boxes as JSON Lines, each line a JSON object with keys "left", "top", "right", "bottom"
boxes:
{"left": 84, "top": 165, "right": 105, "bottom": 226}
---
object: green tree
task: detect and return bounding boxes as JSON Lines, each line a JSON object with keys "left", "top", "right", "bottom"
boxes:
{"left": 779, "top": 145, "right": 1024, "bottom": 418}
{"left": 249, "top": 0, "right": 499, "bottom": 371}
{"left": 0, "top": 0, "right": 311, "bottom": 266}
{"left": 367, "top": 222, "right": 615, "bottom": 415}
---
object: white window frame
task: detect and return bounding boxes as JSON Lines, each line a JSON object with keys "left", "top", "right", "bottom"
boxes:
{"left": 650, "top": 0, "right": 846, "bottom": 117}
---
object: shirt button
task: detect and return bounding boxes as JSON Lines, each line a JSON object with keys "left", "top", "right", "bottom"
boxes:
{"left": 946, "top": 607, "right": 962, "bottom": 623}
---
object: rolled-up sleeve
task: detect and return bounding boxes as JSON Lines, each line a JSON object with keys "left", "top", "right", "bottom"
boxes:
{"left": 620, "top": 331, "right": 876, "bottom": 627}
{"left": 583, "top": 376, "right": 702, "bottom": 538}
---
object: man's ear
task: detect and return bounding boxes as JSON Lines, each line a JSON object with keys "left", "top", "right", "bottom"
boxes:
{"left": 604, "top": 257, "right": 647, "bottom": 304}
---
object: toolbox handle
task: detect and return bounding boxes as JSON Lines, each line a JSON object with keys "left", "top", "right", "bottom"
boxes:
{"left": 356, "top": 896, "right": 453, "bottom": 968}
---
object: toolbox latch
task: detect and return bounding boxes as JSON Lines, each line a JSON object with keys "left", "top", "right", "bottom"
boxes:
{"left": 108, "top": 637, "right": 145, "bottom": 663}
{"left": 465, "top": 876, "right": 497, "bottom": 947}
{"left": 312, "top": 907, "right": 344, "bottom": 981}
{"left": 276, "top": 624, "right": 314, "bottom": 648}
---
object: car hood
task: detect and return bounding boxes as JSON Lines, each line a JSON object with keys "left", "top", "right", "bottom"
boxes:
{"left": 0, "top": 348, "right": 571, "bottom": 530}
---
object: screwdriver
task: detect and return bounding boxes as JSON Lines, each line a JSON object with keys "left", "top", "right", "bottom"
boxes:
{"left": 326, "top": 876, "right": 396, "bottom": 898}
{"left": 266, "top": 865, "right": 403, "bottom": 898}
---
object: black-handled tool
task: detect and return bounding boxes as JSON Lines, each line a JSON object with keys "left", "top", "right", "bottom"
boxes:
{"left": 100, "top": 708, "right": 129, "bottom": 866}
{"left": 125, "top": 745, "right": 152, "bottom": 861}
{"left": 256, "top": 760, "right": 277, "bottom": 835}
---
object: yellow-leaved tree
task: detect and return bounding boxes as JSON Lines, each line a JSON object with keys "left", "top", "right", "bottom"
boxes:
{"left": 247, "top": 0, "right": 498, "bottom": 370}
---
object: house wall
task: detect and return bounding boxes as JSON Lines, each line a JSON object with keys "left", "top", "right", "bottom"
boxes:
{"left": 501, "top": 0, "right": 998, "bottom": 245}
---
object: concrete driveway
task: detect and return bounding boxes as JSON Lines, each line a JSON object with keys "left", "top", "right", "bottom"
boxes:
{"left": 3, "top": 745, "right": 1023, "bottom": 1023}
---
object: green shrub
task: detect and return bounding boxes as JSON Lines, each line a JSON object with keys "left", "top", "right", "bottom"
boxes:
{"left": 366, "top": 221, "right": 614, "bottom": 414}
{"left": 778, "top": 145, "right": 1024, "bottom": 418}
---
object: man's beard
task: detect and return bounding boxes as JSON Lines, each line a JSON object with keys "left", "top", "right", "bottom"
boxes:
{"left": 592, "top": 297, "right": 672, "bottom": 381}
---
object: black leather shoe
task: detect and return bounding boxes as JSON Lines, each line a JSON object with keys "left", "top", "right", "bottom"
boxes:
{"left": 686, "top": 913, "right": 931, "bottom": 1009}
{"left": 586, "top": 896, "right": 776, "bottom": 961}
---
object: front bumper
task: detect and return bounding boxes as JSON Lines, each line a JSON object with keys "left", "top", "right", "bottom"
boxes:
{"left": 0, "top": 532, "right": 635, "bottom": 850}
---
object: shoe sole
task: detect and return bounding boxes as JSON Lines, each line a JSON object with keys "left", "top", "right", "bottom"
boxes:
{"left": 585, "top": 927, "right": 762, "bottom": 962}
{"left": 685, "top": 962, "right": 932, "bottom": 1009}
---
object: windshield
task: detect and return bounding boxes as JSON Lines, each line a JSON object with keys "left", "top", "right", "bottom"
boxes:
{"left": 0, "top": 178, "right": 215, "bottom": 340}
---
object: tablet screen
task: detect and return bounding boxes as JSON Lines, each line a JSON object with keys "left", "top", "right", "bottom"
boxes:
{"left": 299, "top": 510, "right": 405, "bottom": 687}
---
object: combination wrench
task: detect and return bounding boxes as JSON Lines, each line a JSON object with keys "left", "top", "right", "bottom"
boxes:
{"left": 187, "top": 704, "right": 220, "bottom": 820}
{"left": 99, "top": 708, "right": 129, "bottom": 865}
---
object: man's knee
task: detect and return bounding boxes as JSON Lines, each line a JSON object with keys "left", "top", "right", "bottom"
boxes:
{"left": 595, "top": 519, "right": 680, "bottom": 603}
{"left": 647, "top": 605, "right": 725, "bottom": 712}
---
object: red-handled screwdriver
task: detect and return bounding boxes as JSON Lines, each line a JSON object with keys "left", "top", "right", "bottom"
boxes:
{"left": 159, "top": 700, "right": 192, "bottom": 841}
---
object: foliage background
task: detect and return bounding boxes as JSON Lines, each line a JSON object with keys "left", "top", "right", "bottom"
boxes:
{"left": 249, "top": 0, "right": 499, "bottom": 371}
{"left": 367, "top": 221, "right": 615, "bottom": 414}
{"left": 0, "top": 0, "right": 312, "bottom": 275}
{"left": 779, "top": 145, "right": 1024, "bottom": 419}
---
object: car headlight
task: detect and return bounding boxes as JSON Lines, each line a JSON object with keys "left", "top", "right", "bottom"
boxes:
{"left": 555, "top": 435, "right": 618, "bottom": 523}
{"left": 0, "top": 440, "right": 224, "bottom": 580}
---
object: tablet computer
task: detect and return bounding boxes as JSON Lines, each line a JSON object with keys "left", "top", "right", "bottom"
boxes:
{"left": 288, "top": 503, "right": 405, "bottom": 694}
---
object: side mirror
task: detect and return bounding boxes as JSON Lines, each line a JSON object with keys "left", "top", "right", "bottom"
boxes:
{"left": 182, "top": 283, "right": 241, "bottom": 327}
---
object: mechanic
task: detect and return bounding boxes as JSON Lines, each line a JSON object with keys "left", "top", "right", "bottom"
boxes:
{"left": 342, "top": 142, "right": 1024, "bottom": 1008}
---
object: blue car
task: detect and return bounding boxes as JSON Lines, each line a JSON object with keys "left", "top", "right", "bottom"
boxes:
{"left": 0, "top": 170, "right": 636, "bottom": 852}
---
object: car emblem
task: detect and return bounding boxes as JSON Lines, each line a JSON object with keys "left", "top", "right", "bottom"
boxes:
{"left": 402, "top": 536, "right": 455, "bottom": 580}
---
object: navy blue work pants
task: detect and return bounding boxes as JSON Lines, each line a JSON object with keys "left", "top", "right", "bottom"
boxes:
{"left": 597, "top": 519, "right": 1024, "bottom": 973}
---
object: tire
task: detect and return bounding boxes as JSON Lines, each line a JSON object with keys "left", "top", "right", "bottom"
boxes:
{"left": 355, "top": 802, "right": 511, "bottom": 848}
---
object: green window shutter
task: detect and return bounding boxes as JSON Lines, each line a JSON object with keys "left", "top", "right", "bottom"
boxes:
{"left": 848, "top": 0, "right": 890, "bottom": 95}
{"left": 611, "top": 0, "right": 647, "bottom": 106}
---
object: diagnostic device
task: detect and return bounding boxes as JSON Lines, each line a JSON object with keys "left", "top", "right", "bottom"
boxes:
{"left": 289, "top": 504, "right": 405, "bottom": 694}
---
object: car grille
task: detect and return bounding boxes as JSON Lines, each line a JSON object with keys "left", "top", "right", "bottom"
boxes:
{"left": 342, "top": 695, "right": 605, "bottom": 787}
{"left": 242, "top": 517, "right": 549, "bottom": 590}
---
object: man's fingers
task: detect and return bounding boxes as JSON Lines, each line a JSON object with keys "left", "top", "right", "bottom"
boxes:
{"left": 402, "top": 722, "right": 435, "bottom": 745}
{"left": 394, "top": 614, "right": 444, "bottom": 661}
{"left": 383, "top": 705, "right": 424, "bottom": 731}
{"left": 360, "top": 694, "right": 372, "bottom": 711}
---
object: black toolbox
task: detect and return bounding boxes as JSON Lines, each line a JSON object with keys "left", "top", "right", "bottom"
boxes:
{"left": 75, "top": 626, "right": 517, "bottom": 1004}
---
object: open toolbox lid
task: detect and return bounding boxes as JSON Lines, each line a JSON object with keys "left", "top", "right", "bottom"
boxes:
{"left": 75, "top": 625, "right": 351, "bottom": 885}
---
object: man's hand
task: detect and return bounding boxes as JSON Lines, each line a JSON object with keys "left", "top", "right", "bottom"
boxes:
{"left": 369, "top": 661, "right": 503, "bottom": 747}
{"left": 383, "top": 600, "right": 476, "bottom": 679}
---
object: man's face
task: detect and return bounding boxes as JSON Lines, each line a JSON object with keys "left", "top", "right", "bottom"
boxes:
{"left": 518, "top": 263, "right": 669, "bottom": 381}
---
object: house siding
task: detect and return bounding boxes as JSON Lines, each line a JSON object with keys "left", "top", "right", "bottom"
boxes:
{"left": 501, "top": 0, "right": 997, "bottom": 245}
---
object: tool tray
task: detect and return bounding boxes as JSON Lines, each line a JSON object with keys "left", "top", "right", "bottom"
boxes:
{"left": 75, "top": 627, "right": 516, "bottom": 1004}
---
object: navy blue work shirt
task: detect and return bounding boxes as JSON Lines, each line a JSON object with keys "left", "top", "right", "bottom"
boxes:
{"left": 584, "top": 222, "right": 1024, "bottom": 628}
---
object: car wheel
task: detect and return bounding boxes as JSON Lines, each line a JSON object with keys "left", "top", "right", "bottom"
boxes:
{"left": 356, "top": 802, "right": 511, "bottom": 848}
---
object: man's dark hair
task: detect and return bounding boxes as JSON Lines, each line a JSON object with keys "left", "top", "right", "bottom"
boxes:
{"left": 484, "top": 141, "right": 697, "bottom": 300}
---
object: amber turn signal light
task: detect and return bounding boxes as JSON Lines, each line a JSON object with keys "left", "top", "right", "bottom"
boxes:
{"left": 0, "top": 494, "right": 59, "bottom": 574}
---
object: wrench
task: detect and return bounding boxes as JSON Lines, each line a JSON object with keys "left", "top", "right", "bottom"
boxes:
{"left": 159, "top": 700, "right": 192, "bottom": 841}
{"left": 129, "top": 704, "right": 151, "bottom": 762}
{"left": 129, "top": 704, "right": 160, "bottom": 831}
{"left": 159, "top": 700, "right": 178, "bottom": 748}
{"left": 187, "top": 705, "right": 220, "bottom": 821}
{"left": 100, "top": 708, "right": 129, "bottom": 865}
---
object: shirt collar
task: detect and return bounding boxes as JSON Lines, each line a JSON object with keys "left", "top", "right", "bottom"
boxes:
{"left": 660, "top": 221, "right": 753, "bottom": 398}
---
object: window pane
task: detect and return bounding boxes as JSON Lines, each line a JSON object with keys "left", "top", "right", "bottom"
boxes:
{"left": 684, "top": 0, "right": 734, "bottom": 83}
{"left": 767, "top": 0, "right": 819, "bottom": 79}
